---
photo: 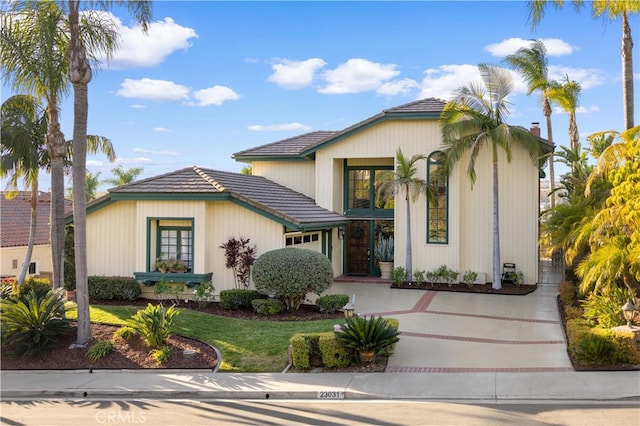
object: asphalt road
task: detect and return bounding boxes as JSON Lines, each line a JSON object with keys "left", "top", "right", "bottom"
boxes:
{"left": 2, "top": 399, "right": 639, "bottom": 425}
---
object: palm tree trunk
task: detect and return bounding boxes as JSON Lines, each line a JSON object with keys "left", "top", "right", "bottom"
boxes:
{"left": 492, "top": 145, "right": 501, "bottom": 290}
{"left": 544, "top": 98, "right": 555, "bottom": 209}
{"left": 621, "top": 13, "right": 634, "bottom": 130}
{"left": 405, "top": 194, "right": 412, "bottom": 280}
{"left": 17, "top": 182, "right": 38, "bottom": 285}
{"left": 69, "top": 0, "right": 92, "bottom": 345}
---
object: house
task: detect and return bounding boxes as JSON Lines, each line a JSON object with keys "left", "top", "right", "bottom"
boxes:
{"left": 79, "top": 98, "right": 551, "bottom": 293}
{"left": 0, "top": 191, "right": 66, "bottom": 280}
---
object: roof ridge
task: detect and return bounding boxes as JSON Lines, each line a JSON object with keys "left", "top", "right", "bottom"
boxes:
{"left": 192, "top": 166, "right": 226, "bottom": 192}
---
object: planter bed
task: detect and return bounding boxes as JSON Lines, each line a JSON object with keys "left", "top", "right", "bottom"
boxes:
{"left": 390, "top": 281, "right": 537, "bottom": 295}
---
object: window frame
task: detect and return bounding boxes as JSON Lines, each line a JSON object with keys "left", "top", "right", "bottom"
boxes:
{"left": 344, "top": 166, "right": 394, "bottom": 218}
{"left": 426, "top": 151, "right": 448, "bottom": 244}
{"left": 146, "top": 217, "right": 195, "bottom": 272}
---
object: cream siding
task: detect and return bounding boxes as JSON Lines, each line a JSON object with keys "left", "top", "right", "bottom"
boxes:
{"left": 252, "top": 160, "right": 316, "bottom": 198}
{"left": 0, "top": 245, "right": 52, "bottom": 278}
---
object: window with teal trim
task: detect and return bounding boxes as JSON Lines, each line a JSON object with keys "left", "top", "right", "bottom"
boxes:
{"left": 427, "top": 151, "right": 448, "bottom": 243}
{"left": 157, "top": 227, "right": 193, "bottom": 271}
{"left": 346, "top": 167, "right": 394, "bottom": 215}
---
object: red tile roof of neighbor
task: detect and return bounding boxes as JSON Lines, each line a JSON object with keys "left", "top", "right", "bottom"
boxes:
{"left": 0, "top": 192, "right": 72, "bottom": 248}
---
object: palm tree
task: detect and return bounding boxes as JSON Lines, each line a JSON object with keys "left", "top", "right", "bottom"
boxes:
{"left": 1, "top": 95, "right": 48, "bottom": 285}
{"left": 66, "top": 0, "right": 152, "bottom": 345}
{"left": 66, "top": 171, "right": 101, "bottom": 201}
{"left": 528, "top": 0, "right": 639, "bottom": 129}
{"left": 387, "top": 148, "right": 436, "bottom": 280}
{"left": 103, "top": 165, "right": 144, "bottom": 186}
{"left": 1, "top": 3, "right": 71, "bottom": 291}
{"left": 549, "top": 75, "right": 581, "bottom": 151}
{"left": 503, "top": 39, "right": 557, "bottom": 207}
{"left": 440, "top": 63, "right": 543, "bottom": 290}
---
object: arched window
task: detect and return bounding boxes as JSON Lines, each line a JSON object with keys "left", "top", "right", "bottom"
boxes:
{"left": 427, "top": 151, "right": 448, "bottom": 243}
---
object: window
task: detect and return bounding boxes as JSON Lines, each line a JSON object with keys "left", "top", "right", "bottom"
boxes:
{"left": 285, "top": 232, "right": 319, "bottom": 246}
{"left": 157, "top": 226, "right": 193, "bottom": 271}
{"left": 427, "top": 151, "right": 448, "bottom": 243}
{"left": 346, "top": 167, "right": 394, "bottom": 215}
{"left": 28, "top": 262, "right": 36, "bottom": 274}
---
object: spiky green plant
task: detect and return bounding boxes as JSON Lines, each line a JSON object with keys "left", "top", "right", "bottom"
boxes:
{"left": 86, "top": 340, "right": 115, "bottom": 362}
{"left": 1, "top": 289, "right": 70, "bottom": 359}
{"left": 334, "top": 316, "right": 400, "bottom": 361}
{"left": 127, "top": 303, "right": 179, "bottom": 348}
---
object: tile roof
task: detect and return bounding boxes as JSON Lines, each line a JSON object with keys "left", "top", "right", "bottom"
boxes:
{"left": 1, "top": 192, "right": 72, "bottom": 248}
{"left": 108, "top": 167, "right": 346, "bottom": 229}
{"left": 233, "top": 98, "right": 447, "bottom": 160}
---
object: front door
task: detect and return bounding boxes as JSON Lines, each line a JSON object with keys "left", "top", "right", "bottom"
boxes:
{"left": 346, "top": 220, "right": 370, "bottom": 275}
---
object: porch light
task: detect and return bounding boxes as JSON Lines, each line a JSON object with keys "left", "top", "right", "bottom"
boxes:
{"left": 621, "top": 300, "right": 637, "bottom": 328}
{"left": 337, "top": 226, "right": 346, "bottom": 240}
{"left": 343, "top": 301, "right": 355, "bottom": 318}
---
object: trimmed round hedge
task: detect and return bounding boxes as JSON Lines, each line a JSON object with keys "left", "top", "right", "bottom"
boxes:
{"left": 252, "top": 248, "right": 334, "bottom": 311}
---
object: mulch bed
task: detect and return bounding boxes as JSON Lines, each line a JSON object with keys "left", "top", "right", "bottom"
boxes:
{"left": 390, "top": 281, "right": 537, "bottom": 295}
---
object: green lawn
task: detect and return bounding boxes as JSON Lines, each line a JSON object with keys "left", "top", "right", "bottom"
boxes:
{"left": 66, "top": 304, "right": 344, "bottom": 372}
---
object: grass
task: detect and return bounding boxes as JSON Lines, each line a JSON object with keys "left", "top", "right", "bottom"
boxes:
{"left": 65, "top": 303, "right": 344, "bottom": 372}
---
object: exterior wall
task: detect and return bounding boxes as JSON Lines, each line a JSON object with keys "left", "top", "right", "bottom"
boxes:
{"left": 0, "top": 245, "right": 52, "bottom": 278}
{"left": 86, "top": 201, "right": 137, "bottom": 277}
{"left": 252, "top": 160, "right": 316, "bottom": 198}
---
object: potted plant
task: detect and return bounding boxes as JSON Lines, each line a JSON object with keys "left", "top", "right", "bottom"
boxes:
{"left": 335, "top": 315, "right": 400, "bottom": 364}
{"left": 374, "top": 234, "right": 394, "bottom": 280}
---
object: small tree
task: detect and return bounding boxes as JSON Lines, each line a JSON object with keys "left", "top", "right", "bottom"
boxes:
{"left": 220, "top": 237, "right": 257, "bottom": 289}
{"left": 252, "top": 248, "right": 333, "bottom": 311}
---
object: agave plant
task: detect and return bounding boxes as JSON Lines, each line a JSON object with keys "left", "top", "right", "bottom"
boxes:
{"left": 334, "top": 315, "right": 400, "bottom": 361}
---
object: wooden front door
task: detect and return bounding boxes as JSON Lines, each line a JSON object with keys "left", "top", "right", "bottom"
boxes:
{"left": 346, "top": 220, "right": 370, "bottom": 275}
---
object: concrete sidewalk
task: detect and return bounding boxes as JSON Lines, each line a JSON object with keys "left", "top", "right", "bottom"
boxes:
{"left": 2, "top": 370, "right": 639, "bottom": 402}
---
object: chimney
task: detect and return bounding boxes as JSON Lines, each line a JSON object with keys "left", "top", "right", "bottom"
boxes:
{"left": 530, "top": 122, "right": 540, "bottom": 137}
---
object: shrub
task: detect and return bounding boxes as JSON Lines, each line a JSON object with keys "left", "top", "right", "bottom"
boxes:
{"left": 251, "top": 298, "right": 286, "bottom": 315}
{"left": 581, "top": 286, "right": 637, "bottom": 328}
{"left": 86, "top": 340, "right": 115, "bottom": 362}
{"left": 0, "top": 283, "right": 13, "bottom": 300}
{"left": 64, "top": 224, "right": 76, "bottom": 290}
{"left": 11, "top": 277, "right": 52, "bottom": 301}
{"left": 413, "top": 270, "right": 426, "bottom": 285}
{"left": 150, "top": 346, "right": 171, "bottom": 365}
{"left": 192, "top": 281, "right": 216, "bottom": 308}
{"left": 1, "top": 289, "right": 70, "bottom": 359}
{"left": 564, "top": 305, "right": 584, "bottom": 321}
{"left": 435, "top": 265, "right": 458, "bottom": 287}
{"left": 315, "top": 294, "right": 349, "bottom": 313}
{"left": 220, "top": 237, "right": 257, "bottom": 289}
{"left": 462, "top": 270, "right": 478, "bottom": 288}
{"left": 112, "top": 326, "right": 137, "bottom": 342}
{"left": 88, "top": 276, "right": 141, "bottom": 301}
{"left": 252, "top": 248, "right": 333, "bottom": 311}
{"left": 219, "top": 289, "right": 265, "bottom": 310}
{"left": 127, "top": 303, "right": 179, "bottom": 348}
{"left": 153, "top": 280, "right": 184, "bottom": 306}
{"left": 290, "top": 332, "right": 352, "bottom": 369}
{"left": 391, "top": 267, "right": 407, "bottom": 285}
{"left": 576, "top": 334, "right": 615, "bottom": 364}
{"left": 566, "top": 318, "right": 640, "bottom": 367}
{"left": 558, "top": 281, "right": 577, "bottom": 306}
{"left": 319, "top": 333, "right": 352, "bottom": 368}
{"left": 334, "top": 316, "right": 400, "bottom": 362}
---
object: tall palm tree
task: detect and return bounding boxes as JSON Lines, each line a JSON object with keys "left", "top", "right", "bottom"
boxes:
{"left": 549, "top": 75, "right": 581, "bottom": 151}
{"left": 503, "top": 39, "right": 557, "bottom": 207}
{"left": 103, "top": 165, "right": 144, "bottom": 186}
{"left": 528, "top": 0, "right": 639, "bottom": 129}
{"left": 389, "top": 148, "right": 436, "bottom": 280}
{"left": 1, "top": 95, "right": 48, "bottom": 285}
{"left": 1, "top": 3, "right": 70, "bottom": 291}
{"left": 440, "top": 64, "right": 543, "bottom": 290}
{"left": 66, "top": 0, "right": 152, "bottom": 345}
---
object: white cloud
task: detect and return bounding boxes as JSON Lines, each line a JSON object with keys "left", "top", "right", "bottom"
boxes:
{"left": 103, "top": 14, "right": 198, "bottom": 69}
{"left": 548, "top": 65, "right": 604, "bottom": 90}
{"left": 116, "top": 78, "right": 190, "bottom": 101}
{"left": 268, "top": 58, "right": 327, "bottom": 89}
{"left": 319, "top": 59, "right": 401, "bottom": 94}
{"left": 115, "top": 157, "right": 153, "bottom": 164}
{"left": 190, "top": 85, "right": 240, "bottom": 106}
{"left": 554, "top": 105, "right": 601, "bottom": 114}
{"left": 248, "top": 122, "right": 312, "bottom": 132}
{"left": 129, "top": 104, "right": 147, "bottom": 109}
{"left": 485, "top": 37, "right": 575, "bottom": 57}
{"left": 418, "top": 64, "right": 481, "bottom": 100}
{"left": 133, "top": 148, "right": 180, "bottom": 156}
{"left": 377, "top": 78, "right": 420, "bottom": 96}
{"left": 153, "top": 127, "right": 172, "bottom": 133}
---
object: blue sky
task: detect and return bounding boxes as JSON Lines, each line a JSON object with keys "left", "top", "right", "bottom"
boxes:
{"left": 2, "top": 1, "right": 639, "bottom": 192}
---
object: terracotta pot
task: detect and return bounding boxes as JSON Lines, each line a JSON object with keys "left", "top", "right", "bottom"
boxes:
{"left": 66, "top": 290, "right": 77, "bottom": 302}
{"left": 379, "top": 262, "right": 393, "bottom": 280}
{"left": 358, "top": 350, "right": 375, "bottom": 364}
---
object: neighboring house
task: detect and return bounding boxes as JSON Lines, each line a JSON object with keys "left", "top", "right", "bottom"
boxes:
{"left": 79, "top": 98, "right": 551, "bottom": 292}
{"left": 0, "top": 192, "right": 70, "bottom": 280}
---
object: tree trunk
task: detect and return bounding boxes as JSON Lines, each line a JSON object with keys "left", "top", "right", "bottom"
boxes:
{"left": 69, "top": 1, "right": 92, "bottom": 345}
{"left": 492, "top": 145, "right": 501, "bottom": 290}
{"left": 621, "top": 13, "right": 634, "bottom": 130}
{"left": 569, "top": 113, "right": 579, "bottom": 151}
{"left": 17, "top": 182, "right": 38, "bottom": 285}
{"left": 543, "top": 97, "right": 555, "bottom": 209}
{"left": 405, "top": 194, "right": 412, "bottom": 280}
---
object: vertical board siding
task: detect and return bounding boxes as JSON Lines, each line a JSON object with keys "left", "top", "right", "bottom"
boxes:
{"left": 0, "top": 245, "right": 52, "bottom": 278}
{"left": 253, "top": 160, "right": 316, "bottom": 198}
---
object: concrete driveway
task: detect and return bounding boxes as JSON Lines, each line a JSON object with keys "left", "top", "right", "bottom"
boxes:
{"left": 327, "top": 263, "right": 573, "bottom": 372}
